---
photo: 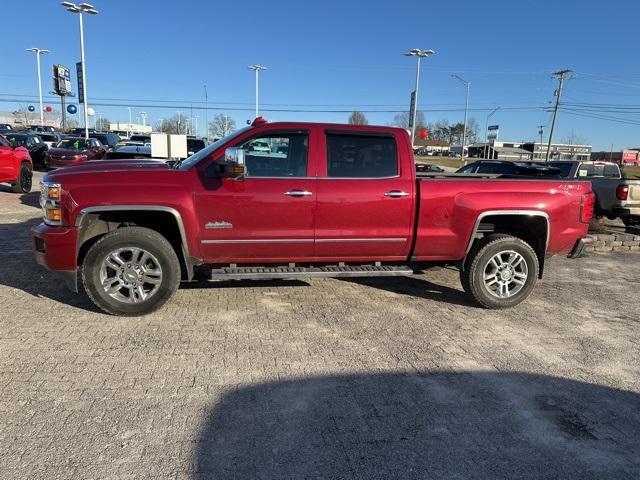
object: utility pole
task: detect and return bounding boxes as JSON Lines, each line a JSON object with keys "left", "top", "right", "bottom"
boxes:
{"left": 204, "top": 84, "right": 208, "bottom": 142}
{"left": 546, "top": 69, "right": 572, "bottom": 161}
{"left": 537, "top": 125, "right": 544, "bottom": 145}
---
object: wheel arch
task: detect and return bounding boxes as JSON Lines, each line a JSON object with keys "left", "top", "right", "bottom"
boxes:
{"left": 465, "top": 210, "right": 549, "bottom": 278}
{"left": 76, "top": 205, "right": 198, "bottom": 281}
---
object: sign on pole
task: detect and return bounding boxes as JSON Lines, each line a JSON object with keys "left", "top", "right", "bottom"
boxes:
{"left": 52, "top": 64, "right": 72, "bottom": 96}
{"left": 487, "top": 124, "right": 499, "bottom": 141}
{"left": 76, "top": 62, "right": 85, "bottom": 104}
{"left": 408, "top": 91, "right": 416, "bottom": 132}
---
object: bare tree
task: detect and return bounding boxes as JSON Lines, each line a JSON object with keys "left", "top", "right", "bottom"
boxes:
{"left": 95, "top": 117, "right": 110, "bottom": 131}
{"left": 208, "top": 114, "right": 236, "bottom": 139}
{"left": 158, "top": 114, "right": 190, "bottom": 135}
{"left": 12, "top": 105, "right": 37, "bottom": 128}
{"left": 561, "top": 131, "right": 588, "bottom": 146}
{"left": 393, "top": 111, "right": 426, "bottom": 130}
{"left": 348, "top": 111, "right": 368, "bottom": 125}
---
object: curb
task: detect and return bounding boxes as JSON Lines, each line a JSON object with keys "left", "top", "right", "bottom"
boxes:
{"left": 586, "top": 231, "right": 640, "bottom": 253}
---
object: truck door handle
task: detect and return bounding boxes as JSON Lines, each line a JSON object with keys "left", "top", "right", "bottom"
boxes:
{"left": 384, "top": 190, "right": 409, "bottom": 198}
{"left": 284, "top": 190, "right": 313, "bottom": 197}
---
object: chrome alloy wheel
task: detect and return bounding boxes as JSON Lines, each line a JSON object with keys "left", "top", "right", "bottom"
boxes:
{"left": 482, "top": 250, "right": 528, "bottom": 298}
{"left": 99, "top": 247, "right": 163, "bottom": 304}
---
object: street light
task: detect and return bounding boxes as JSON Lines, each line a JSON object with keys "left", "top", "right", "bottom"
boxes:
{"left": 248, "top": 65, "right": 267, "bottom": 118}
{"left": 484, "top": 107, "right": 500, "bottom": 159}
{"left": 25, "top": 48, "right": 50, "bottom": 127}
{"left": 61, "top": 2, "right": 99, "bottom": 139}
{"left": 404, "top": 49, "right": 435, "bottom": 148}
{"left": 452, "top": 75, "right": 470, "bottom": 162}
{"left": 139, "top": 111, "right": 147, "bottom": 128}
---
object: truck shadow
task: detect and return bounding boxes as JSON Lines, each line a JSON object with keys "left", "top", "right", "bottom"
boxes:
{"left": 195, "top": 371, "right": 640, "bottom": 479}
{"left": 0, "top": 218, "right": 102, "bottom": 313}
{"left": 339, "top": 274, "right": 476, "bottom": 308}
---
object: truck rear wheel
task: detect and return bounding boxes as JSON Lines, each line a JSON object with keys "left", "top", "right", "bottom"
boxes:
{"left": 11, "top": 162, "right": 32, "bottom": 193}
{"left": 461, "top": 234, "right": 539, "bottom": 309}
{"left": 82, "top": 227, "right": 181, "bottom": 316}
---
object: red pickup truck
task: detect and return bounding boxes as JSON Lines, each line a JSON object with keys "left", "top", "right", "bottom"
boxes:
{"left": 31, "top": 119, "right": 594, "bottom": 316}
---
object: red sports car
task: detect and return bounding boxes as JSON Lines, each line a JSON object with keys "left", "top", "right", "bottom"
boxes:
{"left": 0, "top": 134, "right": 32, "bottom": 193}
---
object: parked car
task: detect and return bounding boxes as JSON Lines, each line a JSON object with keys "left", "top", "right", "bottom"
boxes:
{"left": 456, "top": 160, "right": 563, "bottom": 177}
{"left": 44, "top": 137, "right": 107, "bottom": 168}
{"left": 129, "top": 134, "right": 151, "bottom": 144}
{"left": 104, "top": 144, "right": 167, "bottom": 161}
{"left": 416, "top": 163, "right": 445, "bottom": 173}
{"left": 4, "top": 132, "right": 48, "bottom": 166}
{"left": 38, "top": 133, "right": 65, "bottom": 149}
{"left": 31, "top": 118, "right": 594, "bottom": 316}
{"left": 28, "top": 125, "right": 56, "bottom": 133}
{"left": 89, "top": 132, "right": 120, "bottom": 150}
{"left": 0, "top": 123, "right": 14, "bottom": 133}
{"left": 457, "top": 160, "right": 640, "bottom": 224}
{"left": 0, "top": 134, "right": 32, "bottom": 193}
{"left": 187, "top": 137, "right": 206, "bottom": 156}
{"left": 68, "top": 127, "right": 96, "bottom": 136}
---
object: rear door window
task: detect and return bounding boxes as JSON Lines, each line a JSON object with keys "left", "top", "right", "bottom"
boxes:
{"left": 326, "top": 133, "right": 397, "bottom": 178}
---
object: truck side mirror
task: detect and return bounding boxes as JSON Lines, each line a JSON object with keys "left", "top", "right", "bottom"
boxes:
{"left": 220, "top": 147, "right": 246, "bottom": 180}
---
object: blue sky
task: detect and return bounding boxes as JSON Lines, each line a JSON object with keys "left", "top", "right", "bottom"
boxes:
{"left": 2, "top": 0, "right": 640, "bottom": 149}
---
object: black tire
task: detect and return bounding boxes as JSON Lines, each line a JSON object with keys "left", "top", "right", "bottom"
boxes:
{"left": 460, "top": 234, "right": 539, "bottom": 309}
{"left": 622, "top": 216, "right": 640, "bottom": 227}
{"left": 82, "top": 227, "right": 181, "bottom": 316}
{"left": 11, "top": 162, "right": 32, "bottom": 194}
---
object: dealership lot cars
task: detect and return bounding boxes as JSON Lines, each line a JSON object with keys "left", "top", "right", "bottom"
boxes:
{"left": 0, "top": 176, "right": 639, "bottom": 479}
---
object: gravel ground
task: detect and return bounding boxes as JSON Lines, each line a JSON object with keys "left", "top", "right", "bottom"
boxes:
{"left": 0, "top": 172, "right": 638, "bottom": 479}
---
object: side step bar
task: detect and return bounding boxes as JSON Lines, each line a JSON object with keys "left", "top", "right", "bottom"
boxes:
{"left": 209, "top": 264, "right": 415, "bottom": 281}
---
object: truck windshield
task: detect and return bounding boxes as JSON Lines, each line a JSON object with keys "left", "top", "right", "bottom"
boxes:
{"left": 177, "top": 126, "right": 251, "bottom": 170}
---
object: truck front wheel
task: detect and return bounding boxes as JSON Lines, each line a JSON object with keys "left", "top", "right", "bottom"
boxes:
{"left": 82, "top": 227, "right": 181, "bottom": 316}
{"left": 461, "top": 234, "right": 539, "bottom": 309}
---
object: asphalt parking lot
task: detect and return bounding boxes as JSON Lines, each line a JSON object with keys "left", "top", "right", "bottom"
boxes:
{"left": 1, "top": 172, "right": 639, "bottom": 479}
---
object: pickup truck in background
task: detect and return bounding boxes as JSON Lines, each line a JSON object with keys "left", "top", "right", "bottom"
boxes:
{"left": 31, "top": 119, "right": 594, "bottom": 316}
{"left": 459, "top": 160, "right": 640, "bottom": 226}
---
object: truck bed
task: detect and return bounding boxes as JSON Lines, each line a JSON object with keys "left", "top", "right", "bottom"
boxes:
{"left": 412, "top": 176, "right": 592, "bottom": 261}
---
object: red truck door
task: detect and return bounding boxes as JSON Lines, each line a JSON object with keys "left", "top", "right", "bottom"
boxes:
{"left": 195, "top": 129, "right": 317, "bottom": 262}
{"left": 314, "top": 130, "right": 415, "bottom": 261}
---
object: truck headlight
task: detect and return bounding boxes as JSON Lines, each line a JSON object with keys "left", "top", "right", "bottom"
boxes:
{"left": 40, "top": 181, "right": 62, "bottom": 225}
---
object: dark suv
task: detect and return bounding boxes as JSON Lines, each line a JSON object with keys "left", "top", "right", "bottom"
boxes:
{"left": 89, "top": 132, "right": 120, "bottom": 150}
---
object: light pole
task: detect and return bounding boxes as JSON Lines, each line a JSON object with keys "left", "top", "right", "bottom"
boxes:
{"left": 61, "top": 2, "right": 99, "bottom": 139}
{"left": 140, "top": 111, "right": 147, "bottom": 128}
{"left": 193, "top": 115, "right": 199, "bottom": 138}
{"left": 248, "top": 65, "right": 267, "bottom": 118}
{"left": 404, "top": 49, "right": 435, "bottom": 148}
{"left": 204, "top": 84, "right": 208, "bottom": 142}
{"left": 452, "top": 75, "right": 470, "bottom": 162}
{"left": 484, "top": 107, "right": 500, "bottom": 159}
{"left": 25, "top": 48, "right": 50, "bottom": 127}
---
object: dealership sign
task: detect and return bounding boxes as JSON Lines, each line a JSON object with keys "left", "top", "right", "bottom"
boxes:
{"left": 487, "top": 124, "right": 499, "bottom": 140}
{"left": 52, "top": 64, "right": 72, "bottom": 96}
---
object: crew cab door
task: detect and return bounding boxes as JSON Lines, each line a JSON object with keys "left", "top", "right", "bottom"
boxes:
{"left": 314, "top": 130, "right": 415, "bottom": 261}
{"left": 195, "top": 129, "right": 317, "bottom": 262}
